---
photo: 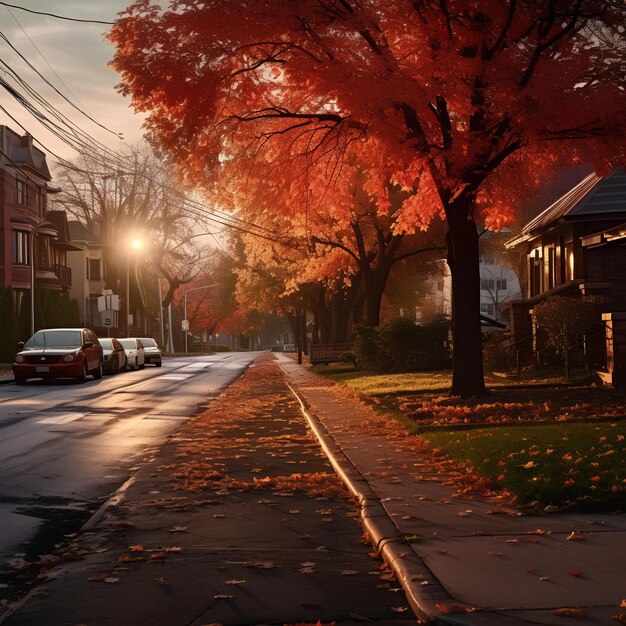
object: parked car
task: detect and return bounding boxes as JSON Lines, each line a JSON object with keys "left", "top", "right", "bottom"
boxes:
{"left": 118, "top": 338, "right": 145, "bottom": 370}
{"left": 12, "top": 328, "right": 103, "bottom": 384}
{"left": 283, "top": 343, "right": 296, "bottom": 352}
{"left": 138, "top": 337, "right": 162, "bottom": 367}
{"left": 98, "top": 337, "right": 127, "bottom": 374}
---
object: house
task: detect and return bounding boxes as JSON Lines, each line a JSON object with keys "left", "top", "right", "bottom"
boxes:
{"left": 0, "top": 126, "right": 77, "bottom": 331}
{"left": 64, "top": 219, "right": 112, "bottom": 330}
{"left": 418, "top": 255, "right": 521, "bottom": 329}
{"left": 506, "top": 169, "right": 626, "bottom": 362}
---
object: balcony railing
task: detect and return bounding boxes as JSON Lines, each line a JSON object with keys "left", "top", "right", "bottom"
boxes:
{"left": 54, "top": 264, "right": 72, "bottom": 288}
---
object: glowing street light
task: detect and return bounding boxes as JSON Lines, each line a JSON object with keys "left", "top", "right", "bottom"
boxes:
{"left": 126, "top": 238, "right": 143, "bottom": 335}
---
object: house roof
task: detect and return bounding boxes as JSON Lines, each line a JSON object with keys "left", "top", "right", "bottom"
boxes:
{"left": 45, "top": 211, "right": 82, "bottom": 251}
{"left": 67, "top": 220, "right": 102, "bottom": 245}
{"left": 507, "top": 169, "right": 626, "bottom": 247}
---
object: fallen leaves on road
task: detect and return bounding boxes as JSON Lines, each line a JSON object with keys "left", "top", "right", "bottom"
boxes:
{"left": 436, "top": 603, "right": 475, "bottom": 614}
{"left": 552, "top": 607, "right": 587, "bottom": 618}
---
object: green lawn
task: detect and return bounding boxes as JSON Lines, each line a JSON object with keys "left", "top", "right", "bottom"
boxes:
{"left": 312, "top": 364, "right": 595, "bottom": 397}
{"left": 313, "top": 363, "right": 624, "bottom": 509}
{"left": 311, "top": 364, "right": 452, "bottom": 395}
{"left": 423, "top": 421, "right": 626, "bottom": 509}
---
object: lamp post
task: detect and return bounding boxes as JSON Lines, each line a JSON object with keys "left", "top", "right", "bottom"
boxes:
{"left": 183, "top": 283, "right": 218, "bottom": 355}
{"left": 126, "top": 238, "right": 143, "bottom": 336}
{"left": 30, "top": 218, "right": 49, "bottom": 335}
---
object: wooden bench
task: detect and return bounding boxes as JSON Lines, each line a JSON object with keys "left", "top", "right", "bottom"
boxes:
{"left": 310, "top": 342, "right": 356, "bottom": 365}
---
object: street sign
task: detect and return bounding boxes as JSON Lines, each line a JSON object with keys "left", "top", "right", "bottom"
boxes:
{"left": 98, "top": 291, "right": 119, "bottom": 312}
{"left": 182, "top": 319, "right": 189, "bottom": 331}
{"left": 101, "top": 310, "right": 114, "bottom": 327}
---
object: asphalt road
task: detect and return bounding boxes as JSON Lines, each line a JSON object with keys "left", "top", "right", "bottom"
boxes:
{"left": 1, "top": 354, "right": 416, "bottom": 626}
{"left": 0, "top": 353, "right": 258, "bottom": 574}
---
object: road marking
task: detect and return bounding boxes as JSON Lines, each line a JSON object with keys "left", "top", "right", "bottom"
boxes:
{"left": 37, "top": 413, "right": 85, "bottom": 425}
{"left": 157, "top": 374, "right": 193, "bottom": 380}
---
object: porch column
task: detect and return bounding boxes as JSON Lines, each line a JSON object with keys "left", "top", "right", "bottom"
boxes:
{"left": 602, "top": 312, "right": 626, "bottom": 389}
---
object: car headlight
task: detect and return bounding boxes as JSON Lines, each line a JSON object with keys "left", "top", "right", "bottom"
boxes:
{"left": 14, "top": 355, "right": 24, "bottom": 363}
{"left": 63, "top": 353, "right": 76, "bottom": 362}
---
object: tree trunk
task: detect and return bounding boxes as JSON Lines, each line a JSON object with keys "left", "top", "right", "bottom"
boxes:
{"left": 446, "top": 201, "right": 486, "bottom": 398}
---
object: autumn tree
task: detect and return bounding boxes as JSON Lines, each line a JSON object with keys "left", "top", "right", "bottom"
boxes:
{"left": 110, "top": 1, "right": 626, "bottom": 397}
{"left": 53, "top": 145, "right": 210, "bottom": 318}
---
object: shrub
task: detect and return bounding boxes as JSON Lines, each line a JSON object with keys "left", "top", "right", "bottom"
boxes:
{"left": 353, "top": 317, "right": 450, "bottom": 372}
{"left": 482, "top": 331, "right": 516, "bottom": 372}
{"left": 0, "top": 288, "right": 18, "bottom": 362}
{"left": 353, "top": 325, "right": 382, "bottom": 370}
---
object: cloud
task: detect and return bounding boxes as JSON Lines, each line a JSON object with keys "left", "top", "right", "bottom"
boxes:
{"left": 0, "top": 1, "right": 145, "bottom": 161}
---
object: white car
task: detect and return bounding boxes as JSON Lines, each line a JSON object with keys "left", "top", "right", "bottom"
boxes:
{"left": 118, "top": 338, "right": 145, "bottom": 370}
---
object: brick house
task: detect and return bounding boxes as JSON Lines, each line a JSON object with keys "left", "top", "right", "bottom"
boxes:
{"left": 0, "top": 126, "right": 77, "bottom": 327}
{"left": 506, "top": 169, "right": 626, "bottom": 363}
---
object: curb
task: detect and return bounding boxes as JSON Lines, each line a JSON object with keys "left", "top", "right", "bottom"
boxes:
{"left": 0, "top": 377, "right": 15, "bottom": 386}
{"left": 283, "top": 375, "right": 454, "bottom": 624}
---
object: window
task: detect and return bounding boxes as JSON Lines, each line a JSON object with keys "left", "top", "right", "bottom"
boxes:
{"left": 37, "top": 188, "right": 45, "bottom": 212}
{"left": 12, "top": 230, "right": 29, "bottom": 265}
{"left": 480, "top": 303, "right": 495, "bottom": 316}
{"left": 480, "top": 278, "right": 494, "bottom": 290}
{"left": 496, "top": 279, "right": 507, "bottom": 291}
{"left": 16, "top": 179, "right": 26, "bottom": 204}
{"left": 87, "top": 258, "right": 101, "bottom": 280}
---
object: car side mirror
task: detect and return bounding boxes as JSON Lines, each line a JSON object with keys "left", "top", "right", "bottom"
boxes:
{"left": 82, "top": 341, "right": 93, "bottom": 349}
{"left": 17, "top": 341, "right": 24, "bottom": 350}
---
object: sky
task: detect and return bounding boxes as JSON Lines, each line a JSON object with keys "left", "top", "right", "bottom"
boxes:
{"left": 0, "top": 1, "right": 147, "bottom": 166}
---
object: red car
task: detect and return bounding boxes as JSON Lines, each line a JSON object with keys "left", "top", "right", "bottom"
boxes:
{"left": 13, "top": 328, "right": 104, "bottom": 384}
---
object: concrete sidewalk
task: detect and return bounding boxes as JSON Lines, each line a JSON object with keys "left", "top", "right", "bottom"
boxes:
{"left": 1, "top": 354, "right": 624, "bottom": 625}
{"left": 276, "top": 355, "right": 626, "bottom": 626}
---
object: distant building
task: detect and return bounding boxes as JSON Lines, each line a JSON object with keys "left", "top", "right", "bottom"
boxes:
{"left": 418, "top": 255, "right": 521, "bottom": 329}
{"left": 64, "top": 219, "right": 112, "bottom": 329}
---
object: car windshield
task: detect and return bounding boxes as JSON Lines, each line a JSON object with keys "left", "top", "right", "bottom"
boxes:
{"left": 141, "top": 338, "right": 157, "bottom": 347}
{"left": 25, "top": 330, "right": 82, "bottom": 349}
{"left": 99, "top": 338, "right": 112, "bottom": 349}
{"left": 119, "top": 339, "right": 136, "bottom": 349}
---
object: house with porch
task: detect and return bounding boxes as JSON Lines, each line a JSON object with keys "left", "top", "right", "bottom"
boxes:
{"left": 506, "top": 168, "right": 626, "bottom": 364}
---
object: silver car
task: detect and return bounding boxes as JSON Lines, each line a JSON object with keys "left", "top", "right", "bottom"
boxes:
{"left": 138, "top": 337, "right": 162, "bottom": 367}
{"left": 118, "top": 338, "right": 145, "bottom": 370}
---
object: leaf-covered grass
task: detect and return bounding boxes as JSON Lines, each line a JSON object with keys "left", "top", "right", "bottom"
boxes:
{"left": 311, "top": 364, "right": 452, "bottom": 395}
{"left": 423, "top": 421, "right": 626, "bottom": 509}
{"left": 311, "top": 364, "right": 595, "bottom": 397}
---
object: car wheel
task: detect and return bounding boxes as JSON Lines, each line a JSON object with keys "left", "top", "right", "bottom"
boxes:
{"left": 155, "top": 361, "right": 162, "bottom": 368}
{"left": 138, "top": 361, "right": 145, "bottom": 370}
{"left": 77, "top": 362, "right": 88, "bottom": 383}
{"left": 93, "top": 359, "right": 103, "bottom": 380}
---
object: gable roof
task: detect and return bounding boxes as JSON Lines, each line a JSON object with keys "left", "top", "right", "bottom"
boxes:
{"left": 521, "top": 168, "right": 626, "bottom": 236}
{"left": 67, "top": 220, "right": 102, "bottom": 245}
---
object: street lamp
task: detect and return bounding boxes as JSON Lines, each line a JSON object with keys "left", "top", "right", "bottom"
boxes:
{"left": 126, "top": 238, "right": 143, "bottom": 335}
{"left": 183, "top": 283, "right": 218, "bottom": 355}
{"left": 30, "top": 218, "right": 50, "bottom": 335}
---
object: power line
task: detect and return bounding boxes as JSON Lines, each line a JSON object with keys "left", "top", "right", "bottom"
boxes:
{"left": 0, "top": 2, "right": 115, "bottom": 25}
{"left": 0, "top": 31, "right": 121, "bottom": 137}
{"left": 3, "top": 11, "right": 99, "bottom": 121}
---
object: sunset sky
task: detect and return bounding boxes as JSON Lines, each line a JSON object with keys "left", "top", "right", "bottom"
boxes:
{"left": 1, "top": 1, "right": 147, "bottom": 166}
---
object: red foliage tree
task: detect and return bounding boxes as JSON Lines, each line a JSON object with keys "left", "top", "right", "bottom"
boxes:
{"left": 110, "top": 1, "right": 626, "bottom": 396}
